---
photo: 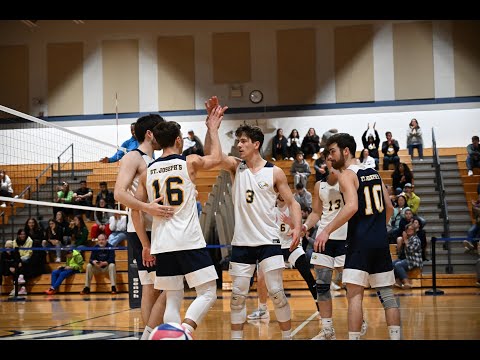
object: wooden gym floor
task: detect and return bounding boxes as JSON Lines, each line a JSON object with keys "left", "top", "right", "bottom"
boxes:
{"left": 0, "top": 287, "right": 479, "bottom": 341}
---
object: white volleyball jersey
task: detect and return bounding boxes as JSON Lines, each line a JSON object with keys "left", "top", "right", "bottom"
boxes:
{"left": 316, "top": 181, "right": 348, "bottom": 240}
{"left": 146, "top": 154, "right": 205, "bottom": 254}
{"left": 275, "top": 205, "right": 296, "bottom": 249}
{"left": 231, "top": 161, "right": 280, "bottom": 246}
{"left": 127, "top": 149, "right": 153, "bottom": 232}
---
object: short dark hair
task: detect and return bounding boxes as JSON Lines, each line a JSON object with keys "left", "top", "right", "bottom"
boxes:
{"left": 325, "top": 133, "right": 357, "bottom": 158}
{"left": 135, "top": 114, "right": 165, "bottom": 143}
{"left": 385, "top": 131, "right": 392, "bottom": 137}
{"left": 80, "top": 180, "right": 86, "bottom": 184}
{"left": 99, "top": 181, "right": 107, "bottom": 186}
{"left": 235, "top": 124, "right": 264, "bottom": 149}
{"left": 472, "top": 136, "right": 479, "bottom": 142}
{"left": 152, "top": 121, "right": 181, "bottom": 149}
{"left": 295, "top": 182, "right": 305, "bottom": 190}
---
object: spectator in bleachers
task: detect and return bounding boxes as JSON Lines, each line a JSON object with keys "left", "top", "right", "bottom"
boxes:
{"left": 182, "top": 129, "right": 205, "bottom": 157}
{"left": 90, "top": 198, "right": 113, "bottom": 240}
{"left": 290, "top": 151, "right": 311, "bottom": 188}
{"left": 381, "top": 131, "right": 400, "bottom": 170}
{"left": 319, "top": 128, "right": 338, "bottom": 149}
{"left": 396, "top": 207, "right": 414, "bottom": 251}
{"left": 73, "top": 180, "right": 93, "bottom": 220}
{"left": 12, "top": 228, "right": 37, "bottom": 284}
{"left": 392, "top": 162, "right": 413, "bottom": 195}
{"left": 42, "top": 218, "right": 64, "bottom": 263}
{"left": 100, "top": 122, "right": 138, "bottom": 163}
{"left": 1, "top": 240, "right": 27, "bottom": 296}
{"left": 393, "top": 223, "right": 423, "bottom": 289}
{"left": 387, "top": 193, "right": 407, "bottom": 244}
{"left": 466, "top": 135, "right": 480, "bottom": 177}
{"left": 80, "top": 233, "right": 117, "bottom": 295}
{"left": 359, "top": 148, "right": 376, "bottom": 169}
{"left": 403, "top": 183, "right": 421, "bottom": 215}
{"left": 313, "top": 151, "right": 328, "bottom": 182}
{"left": 107, "top": 212, "right": 128, "bottom": 247}
{"left": 0, "top": 169, "right": 14, "bottom": 207}
{"left": 53, "top": 181, "right": 74, "bottom": 217}
{"left": 21, "top": 220, "right": 47, "bottom": 279}
{"left": 413, "top": 217, "right": 428, "bottom": 261}
{"left": 24, "top": 217, "right": 45, "bottom": 248}
{"left": 55, "top": 211, "right": 72, "bottom": 245}
{"left": 271, "top": 128, "right": 288, "bottom": 161}
{"left": 287, "top": 129, "right": 302, "bottom": 160}
{"left": 44, "top": 248, "right": 84, "bottom": 295}
{"left": 301, "top": 128, "right": 321, "bottom": 159}
{"left": 70, "top": 215, "right": 89, "bottom": 248}
{"left": 361, "top": 123, "right": 380, "bottom": 169}
{"left": 406, "top": 118, "right": 424, "bottom": 161}
{"left": 294, "top": 183, "right": 312, "bottom": 210}
{"left": 386, "top": 185, "right": 397, "bottom": 207}
{"left": 464, "top": 193, "right": 480, "bottom": 254}
{"left": 95, "top": 181, "right": 115, "bottom": 208}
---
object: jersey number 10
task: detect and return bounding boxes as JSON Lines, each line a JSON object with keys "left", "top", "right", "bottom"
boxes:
{"left": 363, "top": 184, "right": 384, "bottom": 215}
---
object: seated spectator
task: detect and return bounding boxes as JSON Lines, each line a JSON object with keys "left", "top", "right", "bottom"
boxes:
{"left": 467, "top": 135, "right": 480, "bottom": 176}
{"left": 403, "top": 183, "right": 421, "bottom": 215}
{"left": 55, "top": 211, "right": 72, "bottom": 245}
{"left": 44, "top": 248, "right": 84, "bottom": 295}
{"left": 381, "top": 131, "right": 400, "bottom": 170}
{"left": 73, "top": 180, "right": 93, "bottom": 220}
{"left": 396, "top": 207, "right": 415, "bottom": 249}
{"left": 290, "top": 151, "right": 311, "bottom": 188}
{"left": 392, "top": 162, "right": 413, "bottom": 195}
{"left": 413, "top": 217, "right": 428, "bottom": 261}
{"left": 95, "top": 181, "right": 115, "bottom": 208}
{"left": 80, "top": 233, "right": 117, "bottom": 295}
{"left": 42, "top": 218, "right": 64, "bottom": 263}
{"left": 70, "top": 215, "right": 89, "bottom": 249}
{"left": 12, "top": 228, "right": 41, "bottom": 283}
{"left": 53, "top": 181, "right": 74, "bottom": 217}
{"left": 182, "top": 129, "right": 205, "bottom": 157}
{"left": 313, "top": 151, "right": 328, "bottom": 182}
{"left": 464, "top": 193, "right": 480, "bottom": 254}
{"left": 387, "top": 193, "right": 408, "bottom": 243}
{"left": 100, "top": 122, "right": 138, "bottom": 163}
{"left": 393, "top": 223, "right": 423, "bottom": 289}
{"left": 386, "top": 185, "right": 398, "bottom": 207}
{"left": 301, "top": 128, "right": 320, "bottom": 159}
{"left": 107, "top": 212, "right": 128, "bottom": 247}
{"left": 359, "top": 148, "right": 376, "bottom": 169}
{"left": 294, "top": 183, "right": 312, "bottom": 210}
{"left": 24, "top": 217, "right": 45, "bottom": 248}
{"left": 406, "top": 118, "right": 424, "bottom": 160}
{"left": 91, "top": 198, "right": 113, "bottom": 240}
{"left": 362, "top": 123, "right": 380, "bottom": 169}
{"left": 1, "top": 240, "right": 27, "bottom": 296}
{"left": 0, "top": 169, "right": 14, "bottom": 207}
{"left": 271, "top": 128, "right": 288, "bottom": 161}
{"left": 287, "top": 129, "right": 302, "bottom": 160}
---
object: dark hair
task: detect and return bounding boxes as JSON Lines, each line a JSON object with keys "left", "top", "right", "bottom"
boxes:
{"left": 473, "top": 136, "right": 479, "bottom": 142}
{"left": 325, "top": 133, "right": 357, "bottom": 158}
{"left": 153, "top": 121, "right": 181, "bottom": 149}
{"left": 80, "top": 180, "right": 86, "bottom": 184}
{"left": 73, "top": 214, "right": 86, "bottom": 229}
{"left": 295, "top": 182, "right": 305, "bottom": 190}
{"left": 385, "top": 131, "right": 392, "bottom": 137}
{"left": 235, "top": 124, "right": 264, "bottom": 148}
{"left": 134, "top": 114, "right": 165, "bottom": 143}
{"left": 289, "top": 129, "right": 299, "bottom": 139}
{"left": 409, "top": 118, "right": 420, "bottom": 128}
{"left": 99, "top": 181, "right": 107, "bottom": 186}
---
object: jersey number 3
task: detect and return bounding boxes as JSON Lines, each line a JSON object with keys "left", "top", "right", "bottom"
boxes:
{"left": 363, "top": 184, "right": 384, "bottom": 215}
{"left": 152, "top": 177, "right": 184, "bottom": 206}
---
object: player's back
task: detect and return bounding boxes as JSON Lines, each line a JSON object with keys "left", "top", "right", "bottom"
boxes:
{"left": 147, "top": 154, "right": 205, "bottom": 253}
{"left": 346, "top": 164, "right": 387, "bottom": 249}
{"left": 317, "top": 180, "right": 347, "bottom": 240}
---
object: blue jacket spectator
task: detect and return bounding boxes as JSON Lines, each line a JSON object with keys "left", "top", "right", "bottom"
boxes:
{"left": 100, "top": 123, "right": 138, "bottom": 163}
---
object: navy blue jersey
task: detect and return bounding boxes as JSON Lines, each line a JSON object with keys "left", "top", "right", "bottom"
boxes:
{"left": 346, "top": 165, "right": 388, "bottom": 249}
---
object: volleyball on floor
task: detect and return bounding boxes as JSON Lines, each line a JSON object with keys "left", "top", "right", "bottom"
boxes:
{"left": 148, "top": 322, "right": 193, "bottom": 340}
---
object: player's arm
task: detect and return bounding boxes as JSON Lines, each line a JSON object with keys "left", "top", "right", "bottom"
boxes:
{"left": 303, "top": 181, "right": 323, "bottom": 233}
{"left": 314, "top": 170, "right": 358, "bottom": 252}
{"left": 381, "top": 180, "right": 394, "bottom": 223}
{"left": 274, "top": 167, "right": 302, "bottom": 251}
{"left": 114, "top": 152, "right": 173, "bottom": 218}
{"left": 131, "top": 170, "right": 155, "bottom": 267}
{"left": 203, "top": 96, "right": 227, "bottom": 155}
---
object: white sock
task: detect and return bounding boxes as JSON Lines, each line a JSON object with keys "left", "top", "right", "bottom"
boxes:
{"left": 388, "top": 325, "right": 401, "bottom": 340}
{"left": 349, "top": 331, "right": 361, "bottom": 340}
{"left": 231, "top": 330, "right": 243, "bottom": 340}
{"left": 182, "top": 322, "right": 194, "bottom": 333}
{"left": 281, "top": 330, "right": 292, "bottom": 340}
{"left": 321, "top": 318, "right": 333, "bottom": 329}
{"left": 259, "top": 302, "right": 267, "bottom": 311}
{"left": 140, "top": 326, "right": 153, "bottom": 340}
